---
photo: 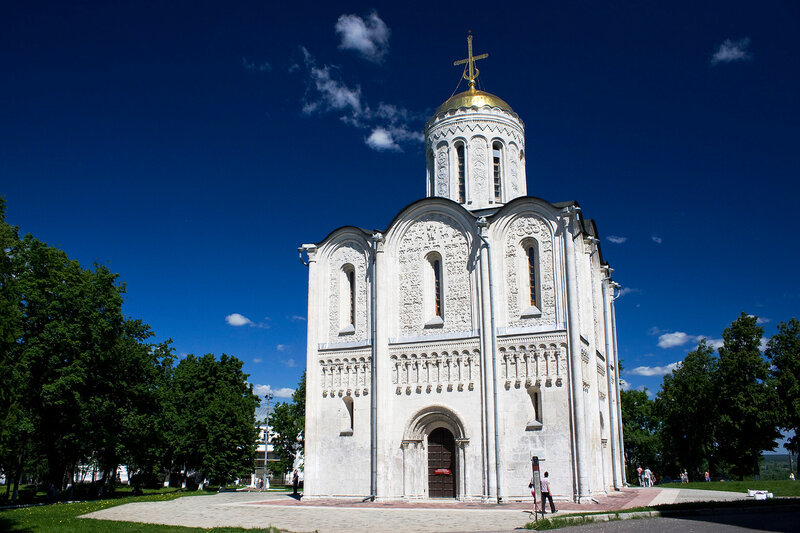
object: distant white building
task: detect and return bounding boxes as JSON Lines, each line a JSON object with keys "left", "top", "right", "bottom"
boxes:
{"left": 300, "top": 37, "right": 625, "bottom": 502}
{"left": 249, "top": 405, "right": 276, "bottom": 487}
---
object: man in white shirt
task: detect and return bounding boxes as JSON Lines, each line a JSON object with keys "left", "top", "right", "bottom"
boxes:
{"left": 540, "top": 471, "right": 556, "bottom": 514}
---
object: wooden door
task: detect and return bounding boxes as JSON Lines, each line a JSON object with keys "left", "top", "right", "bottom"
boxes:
{"left": 428, "top": 427, "right": 456, "bottom": 498}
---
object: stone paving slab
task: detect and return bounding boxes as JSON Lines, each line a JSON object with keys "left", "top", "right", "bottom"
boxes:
{"left": 80, "top": 487, "right": 751, "bottom": 533}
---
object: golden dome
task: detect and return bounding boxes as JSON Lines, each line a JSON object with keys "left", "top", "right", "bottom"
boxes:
{"left": 434, "top": 87, "right": 515, "bottom": 117}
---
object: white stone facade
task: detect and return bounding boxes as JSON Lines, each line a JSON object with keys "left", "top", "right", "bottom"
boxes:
{"left": 300, "top": 86, "right": 624, "bottom": 503}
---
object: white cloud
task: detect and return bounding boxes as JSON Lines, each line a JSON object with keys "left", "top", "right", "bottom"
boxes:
{"left": 619, "top": 378, "right": 631, "bottom": 391}
{"left": 648, "top": 326, "right": 663, "bottom": 336}
{"left": 700, "top": 336, "right": 724, "bottom": 350}
{"left": 226, "top": 313, "right": 253, "bottom": 327}
{"left": 299, "top": 48, "right": 423, "bottom": 153}
{"left": 284, "top": 358, "right": 297, "bottom": 368}
{"left": 301, "top": 50, "right": 363, "bottom": 116}
{"left": 651, "top": 235, "right": 662, "bottom": 244}
{"left": 628, "top": 362, "right": 680, "bottom": 377}
{"left": 253, "top": 384, "right": 295, "bottom": 399}
{"left": 366, "top": 127, "right": 400, "bottom": 151}
{"left": 711, "top": 38, "right": 752, "bottom": 65}
{"left": 242, "top": 57, "right": 271, "bottom": 72}
{"left": 253, "top": 357, "right": 262, "bottom": 364}
{"left": 637, "top": 386, "right": 655, "bottom": 399}
{"left": 276, "top": 344, "right": 288, "bottom": 352}
{"left": 291, "top": 315, "right": 307, "bottom": 322}
{"left": 617, "top": 287, "right": 640, "bottom": 297}
{"left": 335, "top": 12, "right": 390, "bottom": 63}
{"left": 756, "top": 317, "right": 771, "bottom": 325}
{"left": 606, "top": 235, "right": 627, "bottom": 244}
{"left": 760, "top": 337, "right": 769, "bottom": 352}
{"left": 657, "top": 331, "right": 723, "bottom": 350}
{"left": 657, "top": 331, "right": 692, "bottom": 348}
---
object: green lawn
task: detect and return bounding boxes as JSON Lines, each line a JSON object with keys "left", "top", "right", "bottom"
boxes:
{"left": 0, "top": 491, "right": 282, "bottom": 532}
{"left": 658, "top": 480, "right": 800, "bottom": 497}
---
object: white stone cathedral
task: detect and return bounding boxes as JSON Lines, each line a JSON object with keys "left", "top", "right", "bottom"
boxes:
{"left": 299, "top": 37, "right": 625, "bottom": 503}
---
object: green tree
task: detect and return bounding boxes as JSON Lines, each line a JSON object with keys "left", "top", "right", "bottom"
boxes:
{"left": 10, "top": 232, "right": 128, "bottom": 489}
{"left": 269, "top": 372, "right": 306, "bottom": 478}
{"left": 715, "top": 312, "right": 781, "bottom": 479}
{"left": 766, "top": 318, "right": 800, "bottom": 454}
{"left": 620, "top": 388, "right": 661, "bottom": 482}
{"left": 655, "top": 340, "right": 718, "bottom": 479}
{"left": 166, "top": 353, "right": 260, "bottom": 485}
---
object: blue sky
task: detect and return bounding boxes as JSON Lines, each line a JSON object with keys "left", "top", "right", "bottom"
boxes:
{"left": 2, "top": 2, "right": 799, "bottom": 411}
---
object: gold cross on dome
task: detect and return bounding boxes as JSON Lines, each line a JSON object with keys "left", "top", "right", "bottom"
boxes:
{"left": 453, "top": 31, "right": 488, "bottom": 88}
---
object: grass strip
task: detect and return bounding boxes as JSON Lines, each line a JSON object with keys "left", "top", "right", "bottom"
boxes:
{"left": 0, "top": 490, "right": 285, "bottom": 532}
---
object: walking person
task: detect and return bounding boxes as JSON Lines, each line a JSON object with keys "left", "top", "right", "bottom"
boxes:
{"left": 643, "top": 467, "right": 652, "bottom": 487}
{"left": 540, "top": 472, "right": 556, "bottom": 514}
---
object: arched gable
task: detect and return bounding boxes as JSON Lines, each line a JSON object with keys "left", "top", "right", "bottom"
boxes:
{"left": 488, "top": 199, "right": 562, "bottom": 330}
{"left": 316, "top": 228, "right": 372, "bottom": 345}
{"left": 384, "top": 199, "right": 480, "bottom": 338}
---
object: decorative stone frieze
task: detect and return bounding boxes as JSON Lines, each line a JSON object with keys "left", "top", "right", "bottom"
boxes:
{"left": 498, "top": 338, "right": 567, "bottom": 389}
{"left": 318, "top": 349, "right": 371, "bottom": 398}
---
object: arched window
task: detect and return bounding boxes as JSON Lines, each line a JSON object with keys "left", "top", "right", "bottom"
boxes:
{"left": 492, "top": 141, "right": 502, "bottom": 201}
{"left": 339, "top": 264, "right": 356, "bottom": 334}
{"left": 340, "top": 396, "right": 354, "bottom": 436}
{"left": 424, "top": 252, "right": 444, "bottom": 327}
{"left": 521, "top": 239, "right": 541, "bottom": 317}
{"left": 456, "top": 142, "right": 466, "bottom": 203}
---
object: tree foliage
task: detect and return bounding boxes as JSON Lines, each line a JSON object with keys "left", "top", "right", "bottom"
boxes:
{"left": 766, "top": 318, "right": 800, "bottom": 454}
{"left": 269, "top": 372, "right": 306, "bottom": 477}
{"left": 165, "top": 353, "right": 260, "bottom": 485}
{"left": 620, "top": 388, "right": 661, "bottom": 480}
{"left": 0, "top": 199, "right": 260, "bottom": 498}
{"left": 715, "top": 313, "right": 781, "bottom": 479}
{"left": 655, "top": 340, "right": 717, "bottom": 479}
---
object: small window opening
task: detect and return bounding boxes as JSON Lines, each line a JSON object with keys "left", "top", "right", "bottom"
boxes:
{"left": 433, "top": 259, "right": 442, "bottom": 317}
{"left": 348, "top": 270, "right": 355, "bottom": 326}
{"left": 526, "top": 387, "right": 543, "bottom": 430}
{"left": 456, "top": 143, "right": 466, "bottom": 203}
{"left": 492, "top": 142, "right": 502, "bottom": 201}
{"left": 340, "top": 396, "right": 354, "bottom": 436}
{"left": 528, "top": 246, "right": 537, "bottom": 308}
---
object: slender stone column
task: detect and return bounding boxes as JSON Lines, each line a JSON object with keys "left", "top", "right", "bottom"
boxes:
{"left": 372, "top": 233, "right": 390, "bottom": 499}
{"left": 601, "top": 271, "right": 621, "bottom": 489}
{"left": 300, "top": 245, "right": 319, "bottom": 496}
{"left": 610, "top": 296, "right": 627, "bottom": 485}
{"left": 561, "top": 208, "right": 591, "bottom": 501}
{"left": 477, "top": 228, "right": 497, "bottom": 501}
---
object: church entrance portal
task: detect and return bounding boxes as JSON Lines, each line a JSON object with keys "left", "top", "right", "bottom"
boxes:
{"left": 427, "top": 427, "right": 456, "bottom": 498}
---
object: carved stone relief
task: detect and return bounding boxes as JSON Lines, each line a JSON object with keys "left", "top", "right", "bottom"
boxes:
{"left": 328, "top": 243, "right": 369, "bottom": 343}
{"left": 505, "top": 215, "right": 556, "bottom": 328}
{"left": 398, "top": 214, "right": 472, "bottom": 335}
{"left": 470, "top": 137, "right": 488, "bottom": 201}
{"left": 435, "top": 145, "right": 449, "bottom": 197}
{"left": 509, "top": 144, "right": 520, "bottom": 195}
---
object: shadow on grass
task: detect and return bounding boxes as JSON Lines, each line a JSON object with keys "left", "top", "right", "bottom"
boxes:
{"left": 653, "top": 498, "right": 800, "bottom": 533}
{"left": 0, "top": 514, "right": 34, "bottom": 533}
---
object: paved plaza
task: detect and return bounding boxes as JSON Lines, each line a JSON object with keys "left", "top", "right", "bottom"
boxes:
{"left": 81, "top": 487, "right": 751, "bottom": 533}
